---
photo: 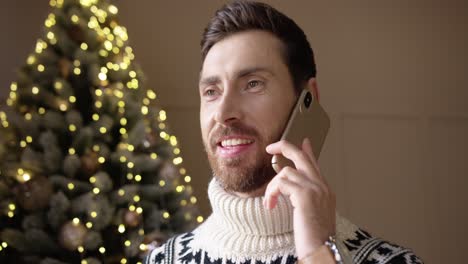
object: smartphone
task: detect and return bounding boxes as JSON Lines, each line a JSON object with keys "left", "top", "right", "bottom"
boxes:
{"left": 271, "top": 88, "right": 330, "bottom": 173}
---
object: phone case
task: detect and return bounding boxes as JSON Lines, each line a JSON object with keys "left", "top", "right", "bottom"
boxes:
{"left": 271, "top": 89, "right": 330, "bottom": 173}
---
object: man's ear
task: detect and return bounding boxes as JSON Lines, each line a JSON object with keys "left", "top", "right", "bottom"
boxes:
{"left": 307, "top": 77, "right": 320, "bottom": 102}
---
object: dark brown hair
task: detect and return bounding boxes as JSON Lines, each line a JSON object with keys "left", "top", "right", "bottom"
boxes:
{"left": 201, "top": 0, "right": 316, "bottom": 93}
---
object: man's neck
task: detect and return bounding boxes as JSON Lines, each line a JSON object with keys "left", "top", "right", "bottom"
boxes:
{"left": 233, "top": 182, "right": 268, "bottom": 198}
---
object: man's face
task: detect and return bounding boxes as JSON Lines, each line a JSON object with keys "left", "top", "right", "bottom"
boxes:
{"left": 199, "top": 30, "right": 296, "bottom": 194}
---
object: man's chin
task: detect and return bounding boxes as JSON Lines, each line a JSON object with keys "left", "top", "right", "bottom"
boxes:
{"left": 211, "top": 161, "right": 275, "bottom": 194}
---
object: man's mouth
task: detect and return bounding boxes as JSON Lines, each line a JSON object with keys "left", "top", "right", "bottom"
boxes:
{"left": 220, "top": 138, "right": 254, "bottom": 147}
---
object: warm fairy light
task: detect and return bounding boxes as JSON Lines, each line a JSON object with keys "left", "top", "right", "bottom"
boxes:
{"left": 9, "top": 91, "right": 17, "bottom": 100}
{"left": 74, "top": 67, "right": 81, "bottom": 75}
{"left": 93, "top": 188, "right": 100, "bottom": 194}
{"left": 170, "top": 136, "right": 178, "bottom": 146}
{"left": 173, "top": 148, "right": 180, "bottom": 155}
{"left": 98, "top": 157, "right": 105, "bottom": 163}
{"left": 47, "top": 31, "right": 55, "bottom": 40}
{"left": 190, "top": 196, "right": 197, "bottom": 204}
{"left": 141, "top": 106, "right": 148, "bottom": 115}
{"left": 162, "top": 212, "right": 170, "bottom": 219}
{"left": 197, "top": 216, "right": 204, "bottom": 223}
{"left": 129, "top": 205, "right": 136, "bottom": 211}
{"left": 59, "top": 103, "right": 68, "bottom": 111}
{"left": 124, "top": 240, "right": 131, "bottom": 247}
{"left": 129, "top": 71, "right": 136, "bottom": 78}
{"left": 69, "top": 148, "right": 76, "bottom": 155}
{"left": 79, "top": 0, "right": 97, "bottom": 7}
{"left": 126, "top": 173, "right": 133, "bottom": 180}
{"left": 71, "top": 15, "right": 79, "bottom": 24}
{"left": 136, "top": 207, "right": 143, "bottom": 214}
{"left": 27, "top": 55, "right": 36, "bottom": 65}
{"left": 69, "top": 124, "right": 77, "bottom": 132}
{"left": 26, "top": 136, "right": 33, "bottom": 143}
{"left": 184, "top": 176, "right": 191, "bottom": 183}
{"left": 21, "top": 173, "right": 31, "bottom": 182}
{"left": 1, "top": 242, "right": 7, "bottom": 248}
{"left": 138, "top": 229, "right": 145, "bottom": 236}
{"left": 73, "top": 60, "right": 81, "bottom": 67}
{"left": 82, "top": 260, "right": 88, "bottom": 264}
{"left": 159, "top": 123, "right": 165, "bottom": 130}
{"left": 67, "top": 183, "right": 75, "bottom": 190}
{"left": 73, "top": 218, "right": 80, "bottom": 224}
{"left": 159, "top": 180, "right": 165, "bottom": 187}
{"left": 127, "top": 144, "right": 134, "bottom": 151}
{"left": 139, "top": 244, "right": 147, "bottom": 251}
{"left": 106, "top": 34, "right": 114, "bottom": 41}
{"left": 92, "top": 114, "right": 99, "bottom": 121}
{"left": 134, "top": 175, "right": 142, "bottom": 182}
{"left": 99, "top": 49, "right": 108, "bottom": 57}
{"left": 118, "top": 224, "right": 125, "bottom": 233}
{"left": 108, "top": 5, "right": 118, "bottom": 14}
{"left": 176, "top": 185, "right": 184, "bottom": 193}
{"left": 20, "top": 141, "right": 27, "bottom": 148}
{"left": 80, "top": 43, "right": 88, "bottom": 50}
{"left": 98, "top": 72, "right": 107, "bottom": 81}
{"left": 159, "top": 131, "right": 168, "bottom": 139}
{"left": 69, "top": 96, "right": 76, "bottom": 103}
{"left": 54, "top": 81, "right": 63, "bottom": 90}
{"left": 37, "top": 64, "right": 45, "bottom": 72}
{"left": 119, "top": 128, "right": 127, "bottom": 135}
{"left": 159, "top": 110, "right": 167, "bottom": 121}
{"left": 8, "top": 204, "right": 15, "bottom": 211}
{"left": 173, "top": 157, "right": 183, "bottom": 165}
{"left": 143, "top": 98, "right": 150, "bottom": 105}
{"left": 90, "top": 211, "right": 97, "bottom": 218}
{"left": 119, "top": 156, "right": 127, "bottom": 163}
{"left": 118, "top": 189, "right": 125, "bottom": 196}
{"left": 89, "top": 177, "right": 96, "bottom": 183}
{"left": 7, "top": 212, "right": 14, "bottom": 218}
{"left": 117, "top": 101, "right": 125, "bottom": 108}
{"left": 180, "top": 200, "right": 187, "bottom": 206}
{"left": 93, "top": 145, "right": 100, "bottom": 152}
{"left": 185, "top": 213, "right": 192, "bottom": 221}
{"left": 78, "top": 246, "right": 84, "bottom": 253}
{"left": 99, "top": 247, "right": 106, "bottom": 254}
{"left": 32, "top": 86, "right": 39, "bottom": 94}
{"left": 112, "top": 47, "right": 120, "bottom": 54}
{"left": 39, "top": 107, "right": 46, "bottom": 114}
{"left": 104, "top": 41, "right": 112, "bottom": 51}
{"left": 121, "top": 258, "right": 127, "bottom": 264}
{"left": 99, "top": 127, "right": 107, "bottom": 134}
{"left": 150, "top": 153, "right": 157, "bottom": 159}
{"left": 133, "top": 195, "right": 140, "bottom": 202}
{"left": 86, "top": 222, "right": 93, "bottom": 228}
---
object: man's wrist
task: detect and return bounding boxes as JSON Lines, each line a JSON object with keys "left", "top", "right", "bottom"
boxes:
{"left": 298, "top": 244, "right": 336, "bottom": 264}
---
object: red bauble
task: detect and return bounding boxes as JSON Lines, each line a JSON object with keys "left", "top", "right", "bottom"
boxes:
{"left": 14, "top": 175, "right": 53, "bottom": 211}
{"left": 58, "top": 221, "right": 88, "bottom": 251}
{"left": 123, "top": 209, "right": 142, "bottom": 228}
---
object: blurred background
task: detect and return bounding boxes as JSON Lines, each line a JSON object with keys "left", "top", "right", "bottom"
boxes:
{"left": 1, "top": 0, "right": 467, "bottom": 263}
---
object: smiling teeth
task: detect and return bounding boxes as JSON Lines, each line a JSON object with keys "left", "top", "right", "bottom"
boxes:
{"left": 221, "top": 138, "right": 253, "bottom": 147}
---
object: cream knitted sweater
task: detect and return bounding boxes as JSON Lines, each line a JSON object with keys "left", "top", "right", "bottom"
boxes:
{"left": 145, "top": 179, "right": 423, "bottom": 264}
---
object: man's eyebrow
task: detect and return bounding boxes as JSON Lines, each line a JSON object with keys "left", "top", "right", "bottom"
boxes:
{"left": 199, "top": 67, "right": 274, "bottom": 87}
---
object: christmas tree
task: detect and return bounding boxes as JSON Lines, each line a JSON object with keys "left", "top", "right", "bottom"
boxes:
{"left": 0, "top": 0, "right": 202, "bottom": 263}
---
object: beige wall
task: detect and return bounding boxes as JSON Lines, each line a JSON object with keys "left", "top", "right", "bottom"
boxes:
{"left": 1, "top": 1, "right": 467, "bottom": 263}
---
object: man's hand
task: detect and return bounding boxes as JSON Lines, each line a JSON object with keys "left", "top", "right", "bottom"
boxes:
{"left": 264, "top": 138, "right": 336, "bottom": 259}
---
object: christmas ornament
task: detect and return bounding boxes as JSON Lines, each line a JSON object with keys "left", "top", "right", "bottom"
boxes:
{"left": 58, "top": 58, "right": 72, "bottom": 79}
{"left": 59, "top": 220, "right": 88, "bottom": 251}
{"left": 14, "top": 175, "right": 53, "bottom": 211}
{"left": 123, "top": 209, "right": 142, "bottom": 228}
{"left": 67, "top": 25, "right": 85, "bottom": 44}
{"left": 159, "top": 161, "right": 179, "bottom": 181}
{"left": 81, "top": 151, "right": 99, "bottom": 176}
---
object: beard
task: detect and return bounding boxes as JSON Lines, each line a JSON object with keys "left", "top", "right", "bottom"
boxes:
{"left": 204, "top": 122, "right": 278, "bottom": 194}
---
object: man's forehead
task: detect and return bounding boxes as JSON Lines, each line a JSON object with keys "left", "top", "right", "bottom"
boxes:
{"left": 199, "top": 66, "right": 275, "bottom": 86}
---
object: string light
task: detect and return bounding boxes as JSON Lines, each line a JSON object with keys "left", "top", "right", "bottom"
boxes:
{"left": 69, "top": 96, "right": 76, "bottom": 103}
{"left": 136, "top": 207, "right": 143, "bottom": 214}
{"left": 150, "top": 153, "right": 157, "bottom": 159}
{"left": 93, "top": 188, "right": 100, "bottom": 194}
{"left": 118, "top": 189, "right": 125, "bottom": 196}
{"left": 120, "top": 258, "right": 127, "bottom": 264}
{"left": 173, "top": 157, "right": 183, "bottom": 165}
{"left": 184, "top": 176, "right": 191, "bottom": 183}
{"left": 37, "top": 64, "right": 45, "bottom": 72}
{"left": 80, "top": 43, "right": 88, "bottom": 50}
{"left": 98, "top": 157, "right": 105, "bottom": 163}
{"left": 69, "top": 148, "right": 76, "bottom": 155}
{"left": 86, "top": 222, "right": 93, "bottom": 228}
{"left": 159, "top": 110, "right": 167, "bottom": 121}
{"left": 118, "top": 224, "right": 125, "bottom": 233}
{"left": 99, "top": 247, "right": 106, "bottom": 254}
{"left": 133, "top": 195, "right": 140, "bottom": 202}
{"left": 32, "top": 86, "right": 39, "bottom": 94}
{"left": 170, "top": 136, "right": 178, "bottom": 146}
{"left": 124, "top": 240, "right": 131, "bottom": 247}
{"left": 162, "top": 212, "right": 170, "bottom": 219}
{"left": 77, "top": 246, "right": 84, "bottom": 253}
{"left": 67, "top": 183, "right": 75, "bottom": 190}
{"left": 73, "top": 218, "right": 80, "bottom": 225}
{"left": 90, "top": 211, "right": 97, "bottom": 218}
{"left": 197, "top": 216, "right": 204, "bottom": 223}
{"left": 92, "top": 114, "right": 100, "bottom": 121}
{"left": 134, "top": 174, "right": 142, "bottom": 182}
{"left": 159, "top": 180, "right": 165, "bottom": 187}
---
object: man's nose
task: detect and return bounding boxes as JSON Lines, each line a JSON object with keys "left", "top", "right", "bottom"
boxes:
{"left": 214, "top": 89, "right": 243, "bottom": 125}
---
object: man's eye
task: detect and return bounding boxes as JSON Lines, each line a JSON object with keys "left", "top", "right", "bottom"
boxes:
{"left": 204, "top": 89, "right": 216, "bottom": 96}
{"left": 247, "top": 80, "right": 262, "bottom": 88}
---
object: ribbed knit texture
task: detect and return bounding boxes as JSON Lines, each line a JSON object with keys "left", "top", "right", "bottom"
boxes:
{"left": 188, "top": 179, "right": 296, "bottom": 262}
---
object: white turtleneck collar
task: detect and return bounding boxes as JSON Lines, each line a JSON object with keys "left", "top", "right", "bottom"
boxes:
{"left": 186, "top": 178, "right": 358, "bottom": 262}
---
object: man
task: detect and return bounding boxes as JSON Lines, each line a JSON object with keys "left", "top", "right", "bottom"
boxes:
{"left": 146, "top": 1, "right": 423, "bottom": 263}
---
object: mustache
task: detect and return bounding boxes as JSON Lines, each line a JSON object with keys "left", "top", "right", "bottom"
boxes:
{"left": 209, "top": 122, "right": 260, "bottom": 146}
